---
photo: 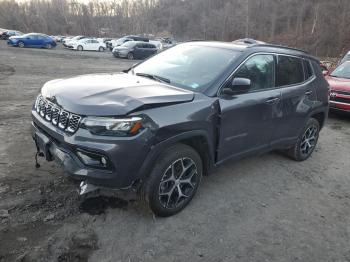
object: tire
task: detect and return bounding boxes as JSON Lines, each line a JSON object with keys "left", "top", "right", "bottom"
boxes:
{"left": 127, "top": 52, "right": 134, "bottom": 60}
{"left": 18, "top": 41, "right": 24, "bottom": 48}
{"left": 98, "top": 46, "right": 104, "bottom": 52}
{"left": 45, "top": 43, "right": 52, "bottom": 49}
{"left": 77, "top": 45, "right": 83, "bottom": 51}
{"left": 286, "top": 118, "right": 320, "bottom": 161}
{"left": 140, "top": 144, "right": 203, "bottom": 217}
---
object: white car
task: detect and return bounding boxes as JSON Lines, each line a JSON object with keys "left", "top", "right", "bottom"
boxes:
{"left": 70, "top": 38, "right": 106, "bottom": 51}
{"left": 63, "top": 35, "right": 86, "bottom": 47}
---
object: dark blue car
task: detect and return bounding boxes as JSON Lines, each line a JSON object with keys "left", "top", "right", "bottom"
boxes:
{"left": 7, "top": 33, "right": 56, "bottom": 49}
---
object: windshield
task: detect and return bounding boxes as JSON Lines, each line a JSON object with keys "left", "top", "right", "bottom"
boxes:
{"left": 121, "top": 41, "right": 135, "bottom": 48}
{"left": 132, "top": 44, "right": 239, "bottom": 91}
{"left": 331, "top": 62, "right": 350, "bottom": 79}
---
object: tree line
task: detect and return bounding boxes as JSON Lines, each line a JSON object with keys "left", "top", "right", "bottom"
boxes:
{"left": 0, "top": 0, "right": 349, "bottom": 57}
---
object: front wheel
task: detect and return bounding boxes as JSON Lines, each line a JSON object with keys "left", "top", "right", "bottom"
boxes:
{"left": 127, "top": 52, "right": 134, "bottom": 60}
{"left": 140, "top": 144, "right": 203, "bottom": 217}
{"left": 77, "top": 45, "right": 83, "bottom": 51}
{"left": 45, "top": 43, "right": 52, "bottom": 49}
{"left": 286, "top": 118, "right": 320, "bottom": 161}
{"left": 18, "top": 41, "right": 24, "bottom": 48}
{"left": 98, "top": 46, "right": 104, "bottom": 52}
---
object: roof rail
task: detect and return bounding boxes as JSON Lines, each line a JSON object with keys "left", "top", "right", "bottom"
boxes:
{"left": 250, "top": 43, "right": 307, "bottom": 53}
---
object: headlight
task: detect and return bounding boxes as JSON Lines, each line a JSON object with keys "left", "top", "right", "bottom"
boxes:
{"left": 81, "top": 116, "right": 143, "bottom": 136}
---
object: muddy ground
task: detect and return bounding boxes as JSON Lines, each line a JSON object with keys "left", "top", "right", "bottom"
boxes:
{"left": 0, "top": 41, "right": 350, "bottom": 262}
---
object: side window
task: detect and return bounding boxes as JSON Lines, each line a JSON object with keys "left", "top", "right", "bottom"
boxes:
{"left": 304, "top": 59, "right": 314, "bottom": 80}
{"left": 276, "top": 55, "right": 304, "bottom": 87}
{"left": 234, "top": 54, "right": 275, "bottom": 91}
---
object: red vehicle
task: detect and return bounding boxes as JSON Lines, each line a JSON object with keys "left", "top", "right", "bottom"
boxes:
{"left": 326, "top": 61, "right": 350, "bottom": 112}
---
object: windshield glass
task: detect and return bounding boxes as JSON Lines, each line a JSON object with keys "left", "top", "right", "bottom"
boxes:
{"left": 331, "top": 62, "right": 350, "bottom": 79}
{"left": 121, "top": 41, "right": 135, "bottom": 48}
{"left": 132, "top": 44, "right": 239, "bottom": 91}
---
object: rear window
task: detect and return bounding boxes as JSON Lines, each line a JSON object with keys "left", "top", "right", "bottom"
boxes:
{"left": 276, "top": 55, "right": 304, "bottom": 87}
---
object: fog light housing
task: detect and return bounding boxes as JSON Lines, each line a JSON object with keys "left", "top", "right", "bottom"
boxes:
{"left": 76, "top": 149, "right": 111, "bottom": 169}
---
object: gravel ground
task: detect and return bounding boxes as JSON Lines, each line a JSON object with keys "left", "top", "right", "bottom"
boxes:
{"left": 0, "top": 41, "right": 350, "bottom": 262}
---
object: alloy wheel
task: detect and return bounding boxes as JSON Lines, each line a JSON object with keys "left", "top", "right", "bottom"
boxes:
{"left": 18, "top": 42, "right": 24, "bottom": 48}
{"left": 300, "top": 125, "right": 318, "bottom": 157}
{"left": 158, "top": 157, "right": 198, "bottom": 209}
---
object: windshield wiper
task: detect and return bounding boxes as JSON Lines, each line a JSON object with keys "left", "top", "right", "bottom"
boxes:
{"left": 135, "top": 73, "right": 171, "bottom": 84}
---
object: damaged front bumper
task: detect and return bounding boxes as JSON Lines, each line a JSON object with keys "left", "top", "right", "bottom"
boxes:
{"left": 31, "top": 110, "right": 154, "bottom": 191}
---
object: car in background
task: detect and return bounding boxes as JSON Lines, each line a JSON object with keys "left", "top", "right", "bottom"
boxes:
{"left": 112, "top": 41, "right": 157, "bottom": 59}
{"left": 155, "top": 37, "right": 176, "bottom": 49}
{"left": 52, "top": 35, "right": 65, "bottom": 42}
{"left": 326, "top": 61, "right": 350, "bottom": 112}
{"left": 108, "top": 35, "right": 149, "bottom": 50}
{"left": 69, "top": 38, "right": 106, "bottom": 51}
{"left": 1, "top": 30, "right": 23, "bottom": 40}
{"left": 97, "top": 38, "right": 112, "bottom": 43}
{"left": 63, "top": 35, "right": 86, "bottom": 47}
{"left": 7, "top": 33, "right": 56, "bottom": 49}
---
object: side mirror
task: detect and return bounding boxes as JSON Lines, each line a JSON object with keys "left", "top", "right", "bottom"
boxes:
{"left": 222, "top": 78, "right": 251, "bottom": 95}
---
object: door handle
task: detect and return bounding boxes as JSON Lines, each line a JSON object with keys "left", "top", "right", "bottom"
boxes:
{"left": 265, "top": 97, "right": 280, "bottom": 105}
{"left": 305, "top": 90, "right": 313, "bottom": 96}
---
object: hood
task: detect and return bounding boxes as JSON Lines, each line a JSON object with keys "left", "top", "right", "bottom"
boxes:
{"left": 9, "top": 36, "right": 21, "bottom": 40}
{"left": 41, "top": 73, "right": 194, "bottom": 116}
{"left": 326, "top": 76, "right": 350, "bottom": 92}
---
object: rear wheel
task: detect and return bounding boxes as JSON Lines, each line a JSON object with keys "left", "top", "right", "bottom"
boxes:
{"left": 77, "top": 45, "right": 83, "bottom": 51}
{"left": 286, "top": 118, "right": 320, "bottom": 161}
{"left": 127, "top": 52, "right": 134, "bottom": 60}
{"left": 140, "top": 144, "right": 202, "bottom": 217}
{"left": 18, "top": 41, "right": 24, "bottom": 48}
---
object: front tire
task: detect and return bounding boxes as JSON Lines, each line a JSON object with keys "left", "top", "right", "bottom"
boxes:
{"left": 286, "top": 118, "right": 320, "bottom": 161}
{"left": 45, "top": 43, "right": 52, "bottom": 49}
{"left": 140, "top": 144, "right": 203, "bottom": 217}
{"left": 127, "top": 52, "right": 134, "bottom": 60}
{"left": 77, "top": 45, "right": 83, "bottom": 51}
{"left": 98, "top": 46, "right": 104, "bottom": 52}
{"left": 18, "top": 41, "right": 24, "bottom": 48}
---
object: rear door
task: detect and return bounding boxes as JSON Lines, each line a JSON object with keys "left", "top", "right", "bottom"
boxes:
{"left": 271, "top": 55, "right": 318, "bottom": 147}
{"left": 217, "top": 54, "right": 283, "bottom": 162}
{"left": 135, "top": 43, "right": 145, "bottom": 59}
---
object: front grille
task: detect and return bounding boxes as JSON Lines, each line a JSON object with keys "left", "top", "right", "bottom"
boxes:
{"left": 330, "top": 96, "right": 350, "bottom": 104}
{"left": 34, "top": 95, "right": 82, "bottom": 134}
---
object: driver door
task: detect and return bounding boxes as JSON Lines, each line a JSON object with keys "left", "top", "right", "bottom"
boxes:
{"left": 217, "top": 54, "right": 283, "bottom": 162}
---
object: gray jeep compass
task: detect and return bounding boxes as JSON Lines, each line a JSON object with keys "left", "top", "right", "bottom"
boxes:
{"left": 31, "top": 40, "right": 329, "bottom": 216}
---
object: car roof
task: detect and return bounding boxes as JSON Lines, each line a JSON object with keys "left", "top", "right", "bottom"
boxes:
{"left": 181, "top": 40, "right": 318, "bottom": 62}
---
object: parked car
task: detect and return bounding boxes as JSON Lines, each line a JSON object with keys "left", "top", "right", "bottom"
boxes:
{"left": 1, "top": 30, "right": 23, "bottom": 40}
{"left": 112, "top": 41, "right": 157, "bottom": 59}
{"left": 31, "top": 41, "right": 329, "bottom": 217}
{"left": 155, "top": 37, "right": 176, "bottom": 49}
{"left": 108, "top": 35, "right": 149, "bottom": 50}
{"left": 69, "top": 38, "right": 106, "bottom": 51}
{"left": 7, "top": 33, "right": 56, "bottom": 49}
{"left": 63, "top": 35, "right": 86, "bottom": 47}
{"left": 326, "top": 61, "right": 350, "bottom": 112}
